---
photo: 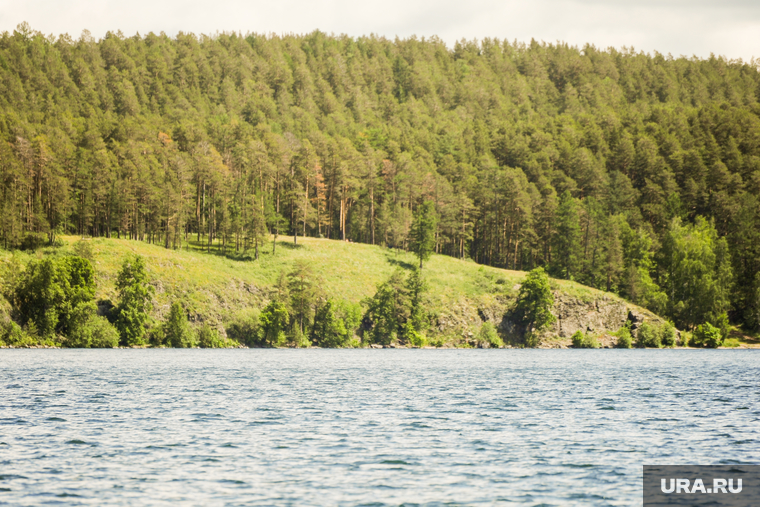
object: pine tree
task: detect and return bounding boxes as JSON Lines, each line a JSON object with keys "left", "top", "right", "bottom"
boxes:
{"left": 409, "top": 200, "right": 437, "bottom": 269}
{"left": 115, "top": 255, "right": 153, "bottom": 346}
{"left": 551, "top": 191, "right": 580, "bottom": 280}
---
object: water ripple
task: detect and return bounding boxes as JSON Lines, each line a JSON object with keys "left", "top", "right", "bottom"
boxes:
{"left": 0, "top": 349, "right": 758, "bottom": 505}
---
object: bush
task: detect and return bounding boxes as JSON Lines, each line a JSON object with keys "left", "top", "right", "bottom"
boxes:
{"left": 636, "top": 322, "right": 661, "bottom": 348}
{"left": 524, "top": 331, "right": 539, "bottom": 348}
{"left": 692, "top": 322, "right": 723, "bottom": 348}
{"left": 290, "top": 325, "right": 310, "bottom": 348}
{"left": 334, "top": 300, "right": 362, "bottom": 337}
{"left": 478, "top": 321, "right": 503, "bottom": 348}
{"left": 659, "top": 323, "right": 677, "bottom": 348}
{"left": 1, "top": 321, "right": 36, "bottom": 347}
{"left": 226, "top": 309, "right": 261, "bottom": 347}
{"left": 198, "top": 323, "right": 224, "bottom": 348}
{"left": 362, "top": 270, "right": 410, "bottom": 346}
{"left": 259, "top": 301, "right": 288, "bottom": 347}
{"left": 515, "top": 267, "right": 556, "bottom": 331}
{"left": 709, "top": 312, "right": 730, "bottom": 341}
{"left": 66, "top": 315, "right": 119, "bottom": 348}
{"left": 163, "top": 301, "right": 195, "bottom": 348}
{"left": 147, "top": 325, "right": 165, "bottom": 347}
{"left": 311, "top": 300, "right": 349, "bottom": 348}
{"left": 572, "top": 330, "right": 600, "bottom": 348}
{"left": 89, "top": 317, "right": 120, "bottom": 348}
{"left": 12, "top": 256, "right": 96, "bottom": 339}
{"left": 20, "top": 233, "right": 46, "bottom": 251}
{"left": 614, "top": 325, "right": 633, "bottom": 348}
{"left": 405, "top": 321, "right": 427, "bottom": 347}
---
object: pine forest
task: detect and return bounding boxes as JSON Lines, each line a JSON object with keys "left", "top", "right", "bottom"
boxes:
{"left": 1, "top": 22, "right": 760, "bottom": 334}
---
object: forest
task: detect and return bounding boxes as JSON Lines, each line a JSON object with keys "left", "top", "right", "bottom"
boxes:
{"left": 1, "top": 22, "right": 759, "bottom": 335}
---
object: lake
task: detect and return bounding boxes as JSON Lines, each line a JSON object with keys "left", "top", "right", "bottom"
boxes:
{"left": 1, "top": 350, "right": 758, "bottom": 505}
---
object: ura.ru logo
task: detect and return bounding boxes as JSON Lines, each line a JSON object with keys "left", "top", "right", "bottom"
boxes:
{"left": 661, "top": 478, "right": 742, "bottom": 494}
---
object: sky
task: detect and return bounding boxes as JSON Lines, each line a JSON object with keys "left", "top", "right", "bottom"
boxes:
{"left": 2, "top": 0, "right": 758, "bottom": 61}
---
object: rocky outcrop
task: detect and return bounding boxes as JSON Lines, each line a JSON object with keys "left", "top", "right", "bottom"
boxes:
{"left": 423, "top": 289, "right": 667, "bottom": 347}
{"left": 533, "top": 292, "right": 666, "bottom": 346}
{"left": 551, "top": 294, "right": 626, "bottom": 338}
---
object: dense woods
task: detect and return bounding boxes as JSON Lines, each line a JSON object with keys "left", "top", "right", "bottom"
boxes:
{"left": 1, "top": 22, "right": 760, "bottom": 332}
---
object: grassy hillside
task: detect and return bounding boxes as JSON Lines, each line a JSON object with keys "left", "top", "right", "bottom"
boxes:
{"left": 3, "top": 235, "right": 758, "bottom": 348}
{"left": 1, "top": 234, "right": 646, "bottom": 343}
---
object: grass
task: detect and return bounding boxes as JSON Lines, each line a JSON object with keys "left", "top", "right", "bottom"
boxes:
{"left": 725, "top": 327, "right": 760, "bottom": 348}
{"left": 0, "top": 234, "right": 648, "bottom": 334}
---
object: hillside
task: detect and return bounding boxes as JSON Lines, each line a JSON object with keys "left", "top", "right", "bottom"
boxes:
{"left": 1, "top": 235, "right": 671, "bottom": 347}
{"left": 0, "top": 24, "right": 757, "bottom": 336}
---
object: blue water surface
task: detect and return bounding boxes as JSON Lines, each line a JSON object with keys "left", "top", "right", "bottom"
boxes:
{"left": 0, "top": 349, "right": 758, "bottom": 506}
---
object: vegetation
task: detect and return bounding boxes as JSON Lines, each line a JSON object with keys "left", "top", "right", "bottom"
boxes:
{"left": 478, "top": 321, "right": 504, "bottom": 348}
{"left": 1, "top": 24, "right": 759, "bottom": 337}
{"left": 0, "top": 235, "right": 755, "bottom": 348}
{"left": 515, "top": 267, "right": 556, "bottom": 332}
{"left": 163, "top": 301, "right": 195, "bottom": 347}
{"left": 571, "top": 330, "right": 600, "bottom": 348}
{"left": 635, "top": 322, "right": 661, "bottom": 348}
{"left": 409, "top": 201, "right": 438, "bottom": 270}
{"left": 115, "top": 255, "right": 153, "bottom": 346}
{"left": 691, "top": 322, "right": 723, "bottom": 348}
{"left": 1, "top": 23, "right": 758, "bottom": 347}
{"left": 614, "top": 325, "right": 633, "bottom": 348}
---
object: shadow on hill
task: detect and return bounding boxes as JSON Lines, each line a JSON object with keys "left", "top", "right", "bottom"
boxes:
{"left": 384, "top": 252, "right": 416, "bottom": 270}
{"left": 276, "top": 240, "right": 304, "bottom": 250}
{"left": 183, "top": 241, "right": 257, "bottom": 261}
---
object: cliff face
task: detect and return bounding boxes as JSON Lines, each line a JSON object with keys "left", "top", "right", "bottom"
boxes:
{"left": 434, "top": 290, "right": 667, "bottom": 348}
{"left": 531, "top": 293, "right": 666, "bottom": 347}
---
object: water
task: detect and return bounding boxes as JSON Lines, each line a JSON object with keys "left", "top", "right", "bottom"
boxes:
{"left": 0, "top": 350, "right": 758, "bottom": 506}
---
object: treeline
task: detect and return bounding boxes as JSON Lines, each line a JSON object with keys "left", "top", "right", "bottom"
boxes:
{"left": 1, "top": 23, "right": 759, "bottom": 331}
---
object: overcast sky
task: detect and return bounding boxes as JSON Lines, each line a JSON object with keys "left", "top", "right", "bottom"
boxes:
{"left": 2, "top": 0, "right": 758, "bottom": 61}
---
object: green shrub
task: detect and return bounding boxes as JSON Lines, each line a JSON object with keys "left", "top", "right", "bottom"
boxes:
{"left": 163, "top": 301, "right": 195, "bottom": 348}
{"left": 2, "top": 321, "right": 36, "bottom": 347}
{"left": 88, "top": 317, "right": 120, "bottom": 348}
{"left": 478, "top": 321, "right": 503, "bottom": 348}
{"left": 659, "top": 323, "right": 677, "bottom": 347}
{"left": 515, "top": 267, "right": 556, "bottom": 331}
{"left": 692, "top": 322, "right": 723, "bottom": 348}
{"left": 614, "top": 325, "right": 633, "bottom": 348}
{"left": 334, "top": 300, "right": 362, "bottom": 337}
{"left": 12, "top": 256, "right": 96, "bottom": 339}
{"left": 572, "top": 330, "right": 600, "bottom": 348}
{"left": 290, "top": 325, "right": 310, "bottom": 348}
{"left": 259, "top": 301, "right": 288, "bottom": 347}
{"left": 571, "top": 330, "right": 584, "bottom": 348}
{"left": 312, "top": 300, "right": 349, "bottom": 347}
{"left": 226, "top": 309, "right": 261, "bottom": 347}
{"left": 524, "top": 331, "right": 540, "bottom": 348}
{"left": 636, "top": 322, "right": 661, "bottom": 348}
{"left": 198, "top": 323, "right": 226, "bottom": 348}
{"left": 709, "top": 312, "right": 730, "bottom": 340}
{"left": 428, "top": 336, "right": 445, "bottom": 348}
